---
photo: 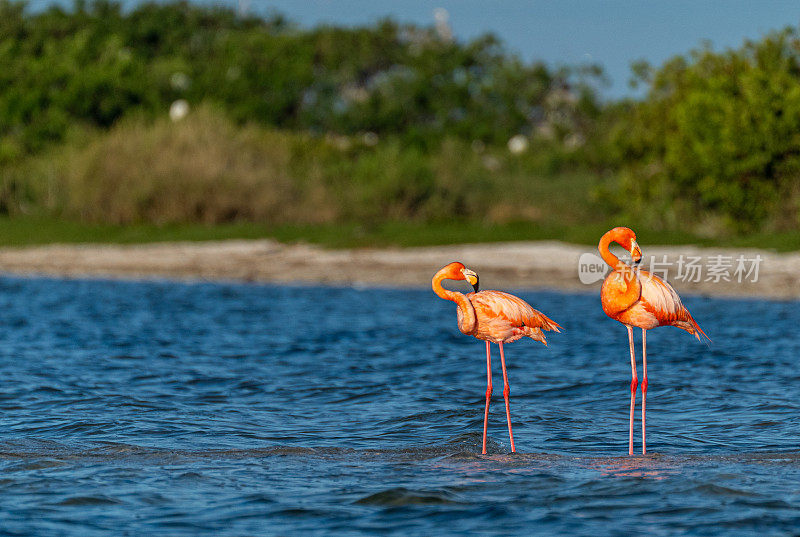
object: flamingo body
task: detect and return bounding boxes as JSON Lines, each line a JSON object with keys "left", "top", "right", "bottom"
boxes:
{"left": 432, "top": 262, "right": 561, "bottom": 454}
{"left": 602, "top": 269, "right": 706, "bottom": 337}
{"left": 459, "top": 290, "right": 560, "bottom": 345}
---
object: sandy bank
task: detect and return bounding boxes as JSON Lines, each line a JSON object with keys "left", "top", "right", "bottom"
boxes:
{"left": 0, "top": 239, "right": 794, "bottom": 299}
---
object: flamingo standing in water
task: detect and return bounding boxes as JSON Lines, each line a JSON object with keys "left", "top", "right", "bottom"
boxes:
{"left": 599, "top": 227, "right": 709, "bottom": 455}
{"left": 432, "top": 262, "right": 561, "bottom": 454}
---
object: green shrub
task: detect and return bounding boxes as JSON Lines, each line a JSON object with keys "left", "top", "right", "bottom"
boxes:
{"left": 606, "top": 29, "right": 800, "bottom": 232}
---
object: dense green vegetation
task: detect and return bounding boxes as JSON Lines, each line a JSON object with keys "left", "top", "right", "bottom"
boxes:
{"left": 0, "top": 0, "right": 600, "bottom": 156}
{"left": 606, "top": 30, "right": 800, "bottom": 233}
{"left": 2, "top": 0, "right": 800, "bottom": 246}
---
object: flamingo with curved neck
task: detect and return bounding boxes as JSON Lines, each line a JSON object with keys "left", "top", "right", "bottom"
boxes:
{"left": 432, "top": 261, "right": 561, "bottom": 454}
{"left": 599, "top": 227, "right": 709, "bottom": 456}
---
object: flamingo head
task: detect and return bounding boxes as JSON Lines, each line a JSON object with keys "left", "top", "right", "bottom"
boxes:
{"left": 610, "top": 227, "right": 642, "bottom": 265}
{"left": 441, "top": 261, "right": 480, "bottom": 292}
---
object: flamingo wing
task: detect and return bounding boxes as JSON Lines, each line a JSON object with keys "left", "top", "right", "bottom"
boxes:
{"left": 469, "top": 290, "right": 561, "bottom": 344}
{"left": 639, "top": 271, "right": 709, "bottom": 341}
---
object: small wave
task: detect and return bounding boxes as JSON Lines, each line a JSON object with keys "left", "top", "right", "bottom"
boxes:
{"left": 355, "top": 487, "right": 462, "bottom": 506}
{"left": 692, "top": 483, "right": 760, "bottom": 497}
{"left": 56, "top": 495, "right": 122, "bottom": 507}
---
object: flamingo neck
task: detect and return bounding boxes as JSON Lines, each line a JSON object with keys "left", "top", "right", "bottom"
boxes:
{"left": 599, "top": 231, "right": 626, "bottom": 270}
{"left": 432, "top": 271, "right": 477, "bottom": 334}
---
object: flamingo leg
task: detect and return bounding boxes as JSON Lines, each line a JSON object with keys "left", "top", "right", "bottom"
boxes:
{"left": 641, "top": 329, "right": 648, "bottom": 455}
{"left": 627, "top": 325, "right": 638, "bottom": 456}
{"left": 483, "top": 341, "right": 492, "bottom": 455}
{"left": 498, "top": 342, "right": 516, "bottom": 453}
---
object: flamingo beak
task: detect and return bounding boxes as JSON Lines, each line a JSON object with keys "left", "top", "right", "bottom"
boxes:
{"left": 462, "top": 268, "right": 480, "bottom": 293}
{"left": 630, "top": 241, "right": 643, "bottom": 265}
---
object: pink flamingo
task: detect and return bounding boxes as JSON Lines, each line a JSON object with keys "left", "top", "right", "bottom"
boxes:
{"left": 432, "top": 262, "right": 562, "bottom": 454}
{"left": 599, "top": 227, "right": 709, "bottom": 455}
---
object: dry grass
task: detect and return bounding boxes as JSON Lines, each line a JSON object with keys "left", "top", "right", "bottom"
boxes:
{"left": 61, "top": 107, "right": 322, "bottom": 224}
{"left": 1, "top": 106, "right": 604, "bottom": 228}
{"left": 7, "top": 107, "right": 339, "bottom": 225}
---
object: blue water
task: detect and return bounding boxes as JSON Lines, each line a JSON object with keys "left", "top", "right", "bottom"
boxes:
{"left": 0, "top": 276, "right": 798, "bottom": 535}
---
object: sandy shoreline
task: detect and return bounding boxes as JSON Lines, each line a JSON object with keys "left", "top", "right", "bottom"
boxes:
{"left": 0, "top": 239, "right": 794, "bottom": 299}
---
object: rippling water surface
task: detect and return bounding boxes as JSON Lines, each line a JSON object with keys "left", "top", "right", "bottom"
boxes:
{"left": 0, "top": 277, "right": 798, "bottom": 535}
